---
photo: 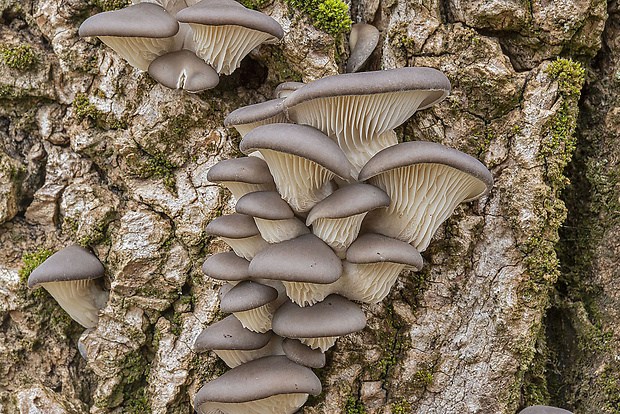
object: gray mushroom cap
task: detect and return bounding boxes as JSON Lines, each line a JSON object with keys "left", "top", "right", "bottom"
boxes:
{"left": 272, "top": 295, "right": 366, "bottom": 338}
{"left": 275, "top": 81, "right": 305, "bottom": 98}
{"left": 194, "top": 315, "right": 272, "bottom": 352}
{"left": 220, "top": 280, "right": 278, "bottom": 313}
{"left": 148, "top": 50, "right": 219, "bottom": 92}
{"left": 282, "top": 338, "right": 326, "bottom": 368}
{"left": 79, "top": 3, "right": 179, "bottom": 38}
{"left": 358, "top": 141, "right": 494, "bottom": 201}
{"left": 206, "top": 213, "right": 260, "bottom": 239}
{"left": 239, "top": 123, "right": 351, "bottom": 180}
{"left": 194, "top": 355, "right": 321, "bottom": 405}
{"left": 346, "top": 233, "right": 423, "bottom": 270}
{"left": 28, "top": 245, "right": 105, "bottom": 288}
{"left": 202, "top": 251, "right": 250, "bottom": 281}
{"left": 218, "top": 283, "right": 235, "bottom": 300}
{"left": 346, "top": 23, "right": 380, "bottom": 73}
{"left": 176, "top": 0, "right": 284, "bottom": 40}
{"left": 224, "top": 98, "right": 286, "bottom": 128}
{"left": 284, "top": 67, "right": 451, "bottom": 112}
{"left": 518, "top": 406, "right": 573, "bottom": 414}
{"left": 207, "top": 157, "right": 274, "bottom": 185}
{"left": 249, "top": 234, "right": 342, "bottom": 283}
{"left": 236, "top": 191, "right": 295, "bottom": 220}
{"left": 306, "top": 184, "right": 390, "bottom": 225}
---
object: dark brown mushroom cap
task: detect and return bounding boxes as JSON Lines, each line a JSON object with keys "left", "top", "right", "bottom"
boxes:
{"left": 272, "top": 295, "right": 366, "bottom": 338}
{"left": 282, "top": 338, "right": 326, "bottom": 368}
{"left": 239, "top": 124, "right": 351, "bottom": 180}
{"left": 306, "top": 184, "right": 390, "bottom": 225}
{"left": 220, "top": 280, "right": 278, "bottom": 312}
{"left": 519, "top": 406, "right": 573, "bottom": 414}
{"left": 207, "top": 157, "right": 274, "bottom": 185}
{"left": 79, "top": 3, "right": 179, "bottom": 38}
{"left": 346, "top": 23, "right": 380, "bottom": 73}
{"left": 202, "top": 252, "right": 250, "bottom": 281}
{"left": 206, "top": 214, "right": 260, "bottom": 239}
{"left": 236, "top": 191, "right": 295, "bottom": 220}
{"left": 28, "top": 245, "right": 105, "bottom": 288}
{"left": 194, "top": 315, "right": 272, "bottom": 352}
{"left": 148, "top": 50, "right": 219, "bottom": 92}
{"left": 249, "top": 234, "right": 342, "bottom": 283}
{"left": 224, "top": 98, "right": 285, "bottom": 127}
{"left": 346, "top": 233, "right": 423, "bottom": 270}
{"left": 358, "top": 141, "right": 494, "bottom": 201}
{"left": 176, "top": 0, "right": 284, "bottom": 40}
{"left": 284, "top": 67, "right": 451, "bottom": 111}
{"left": 194, "top": 355, "right": 321, "bottom": 405}
{"left": 275, "top": 81, "right": 304, "bottom": 98}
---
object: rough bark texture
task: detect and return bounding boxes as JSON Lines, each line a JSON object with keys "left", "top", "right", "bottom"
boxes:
{"left": 0, "top": 0, "right": 616, "bottom": 413}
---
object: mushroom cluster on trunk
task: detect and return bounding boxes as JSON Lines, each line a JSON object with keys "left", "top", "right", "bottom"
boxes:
{"left": 194, "top": 67, "right": 494, "bottom": 413}
{"left": 79, "top": 0, "right": 283, "bottom": 92}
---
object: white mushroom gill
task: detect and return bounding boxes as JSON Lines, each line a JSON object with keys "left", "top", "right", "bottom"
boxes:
{"left": 190, "top": 24, "right": 275, "bottom": 75}
{"left": 198, "top": 393, "right": 309, "bottom": 414}
{"left": 311, "top": 213, "right": 367, "bottom": 259}
{"left": 214, "top": 335, "right": 284, "bottom": 368}
{"left": 299, "top": 336, "right": 339, "bottom": 352}
{"left": 339, "top": 261, "right": 406, "bottom": 304}
{"left": 281, "top": 280, "right": 340, "bottom": 307}
{"left": 288, "top": 92, "right": 430, "bottom": 178}
{"left": 364, "top": 163, "right": 487, "bottom": 251}
{"left": 98, "top": 36, "right": 178, "bottom": 71}
{"left": 220, "top": 181, "right": 276, "bottom": 201}
{"left": 254, "top": 217, "right": 309, "bottom": 244}
{"left": 41, "top": 279, "right": 108, "bottom": 329}
{"left": 220, "top": 235, "right": 268, "bottom": 261}
{"left": 233, "top": 303, "right": 276, "bottom": 333}
{"left": 259, "top": 149, "right": 336, "bottom": 214}
{"left": 233, "top": 113, "right": 289, "bottom": 137}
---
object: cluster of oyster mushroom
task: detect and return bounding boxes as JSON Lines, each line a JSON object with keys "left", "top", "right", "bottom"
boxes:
{"left": 79, "top": 0, "right": 284, "bottom": 92}
{"left": 193, "top": 66, "right": 494, "bottom": 413}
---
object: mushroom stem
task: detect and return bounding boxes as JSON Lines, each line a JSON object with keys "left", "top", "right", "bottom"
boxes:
{"left": 310, "top": 213, "right": 367, "bottom": 259}
{"left": 233, "top": 303, "right": 277, "bottom": 333}
{"left": 41, "top": 279, "right": 108, "bottom": 329}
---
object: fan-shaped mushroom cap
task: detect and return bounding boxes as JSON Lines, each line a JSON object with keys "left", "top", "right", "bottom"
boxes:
{"left": 194, "top": 355, "right": 321, "bottom": 414}
{"left": 346, "top": 233, "right": 423, "bottom": 269}
{"left": 306, "top": 184, "right": 390, "bottom": 258}
{"left": 518, "top": 406, "right": 573, "bottom": 414}
{"left": 346, "top": 23, "right": 380, "bottom": 73}
{"left": 176, "top": 0, "right": 284, "bottom": 75}
{"left": 194, "top": 315, "right": 272, "bottom": 352}
{"left": 224, "top": 98, "right": 288, "bottom": 137}
{"left": 359, "top": 141, "right": 493, "bottom": 251}
{"left": 282, "top": 338, "right": 326, "bottom": 368}
{"left": 240, "top": 124, "right": 350, "bottom": 213}
{"left": 202, "top": 251, "right": 250, "bottom": 282}
{"left": 284, "top": 67, "right": 451, "bottom": 179}
{"left": 27, "top": 245, "right": 107, "bottom": 328}
{"left": 148, "top": 50, "right": 219, "bottom": 92}
{"left": 206, "top": 213, "right": 268, "bottom": 260}
{"left": 272, "top": 295, "right": 366, "bottom": 351}
{"left": 275, "top": 81, "right": 305, "bottom": 98}
{"left": 79, "top": 3, "right": 180, "bottom": 71}
{"left": 220, "top": 280, "right": 278, "bottom": 313}
{"left": 207, "top": 157, "right": 276, "bottom": 200}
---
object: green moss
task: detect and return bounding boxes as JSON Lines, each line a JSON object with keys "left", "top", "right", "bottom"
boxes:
{"left": 72, "top": 93, "right": 127, "bottom": 129}
{"left": 391, "top": 399, "right": 413, "bottom": 414}
{"left": 95, "top": 350, "right": 152, "bottom": 412}
{"left": 133, "top": 151, "right": 177, "bottom": 189}
{"left": 413, "top": 370, "right": 433, "bottom": 388}
{"left": 18, "top": 248, "right": 54, "bottom": 284}
{"left": 94, "top": 0, "right": 130, "bottom": 11}
{"left": 237, "top": 0, "right": 268, "bottom": 9}
{"left": 599, "top": 366, "right": 620, "bottom": 413}
{"left": 0, "top": 44, "right": 38, "bottom": 71}
{"left": 286, "top": 0, "right": 352, "bottom": 37}
{"left": 345, "top": 395, "right": 366, "bottom": 414}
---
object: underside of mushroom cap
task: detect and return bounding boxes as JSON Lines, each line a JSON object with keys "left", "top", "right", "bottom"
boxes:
{"left": 202, "top": 251, "right": 250, "bottom": 282}
{"left": 79, "top": 3, "right": 179, "bottom": 38}
{"left": 346, "top": 23, "right": 380, "bottom": 73}
{"left": 194, "top": 314, "right": 272, "bottom": 352}
{"left": 224, "top": 98, "right": 288, "bottom": 136}
{"left": 346, "top": 233, "right": 423, "bottom": 269}
{"left": 148, "top": 49, "right": 219, "bottom": 92}
{"left": 306, "top": 184, "right": 390, "bottom": 224}
{"left": 220, "top": 280, "right": 278, "bottom": 312}
{"left": 28, "top": 245, "right": 105, "bottom": 288}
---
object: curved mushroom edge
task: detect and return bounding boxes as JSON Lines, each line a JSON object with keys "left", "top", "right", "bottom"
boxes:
{"left": 79, "top": 3, "right": 179, "bottom": 38}
{"left": 27, "top": 244, "right": 105, "bottom": 288}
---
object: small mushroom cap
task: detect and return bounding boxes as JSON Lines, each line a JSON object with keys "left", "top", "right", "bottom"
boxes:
{"left": 176, "top": 0, "right": 284, "bottom": 40}
{"left": 202, "top": 252, "right": 250, "bottom": 281}
{"left": 358, "top": 141, "right": 494, "bottom": 201}
{"left": 224, "top": 98, "right": 286, "bottom": 128}
{"left": 207, "top": 157, "right": 274, "bottom": 185}
{"left": 272, "top": 295, "right": 366, "bottom": 338}
{"left": 346, "top": 233, "right": 423, "bottom": 270}
{"left": 148, "top": 50, "right": 219, "bottom": 92}
{"left": 206, "top": 213, "right": 260, "bottom": 239}
{"left": 236, "top": 191, "right": 295, "bottom": 220}
{"left": 282, "top": 338, "right": 326, "bottom": 368}
{"left": 28, "top": 245, "right": 105, "bottom": 288}
{"left": 79, "top": 3, "right": 179, "bottom": 38}
{"left": 275, "top": 81, "right": 305, "bottom": 98}
{"left": 249, "top": 234, "right": 342, "bottom": 284}
{"left": 194, "top": 315, "right": 272, "bottom": 352}
{"left": 518, "top": 406, "right": 573, "bottom": 414}
{"left": 285, "top": 67, "right": 451, "bottom": 111}
{"left": 194, "top": 355, "right": 321, "bottom": 405}
{"left": 346, "top": 23, "right": 380, "bottom": 73}
{"left": 306, "top": 184, "right": 390, "bottom": 225}
{"left": 239, "top": 124, "right": 351, "bottom": 180}
{"left": 220, "top": 280, "right": 278, "bottom": 312}
{"left": 218, "top": 283, "right": 235, "bottom": 300}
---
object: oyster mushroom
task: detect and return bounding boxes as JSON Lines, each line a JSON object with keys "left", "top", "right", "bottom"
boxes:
{"left": 282, "top": 338, "right": 326, "bottom": 368}
{"left": 148, "top": 49, "right": 219, "bottom": 91}
{"left": 202, "top": 251, "right": 251, "bottom": 283}
{"left": 206, "top": 213, "right": 269, "bottom": 260}
{"left": 274, "top": 81, "right": 304, "bottom": 98}
{"left": 220, "top": 280, "right": 279, "bottom": 333}
{"left": 224, "top": 98, "right": 288, "bottom": 137}
{"left": 207, "top": 157, "right": 276, "bottom": 201}
{"left": 519, "top": 407, "right": 573, "bottom": 414}
{"left": 346, "top": 23, "right": 380, "bottom": 73}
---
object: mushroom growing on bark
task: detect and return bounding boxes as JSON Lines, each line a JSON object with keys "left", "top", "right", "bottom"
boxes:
{"left": 206, "top": 213, "right": 269, "bottom": 260}
{"left": 282, "top": 338, "right": 326, "bottom": 368}
{"left": 148, "top": 49, "right": 219, "bottom": 91}
{"left": 27, "top": 245, "right": 108, "bottom": 329}
{"left": 274, "top": 81, "right": 305, "bottom": 98}
{"left": 346, "top": 23, "right": 380, "bottom": 73}
{"left": 224, "top": 98, "right": 288, "bottom": 137}
{"left": 202, "top": 251, "right": 251, "bottom": 283}
{"left": 207, "top": 157, "right": 276, "bottom": 201}
{"left": 220, "top": 280, "right": 279, "bottom": 333}
{"left": 518, "top": 406, "right": 573, "bottom": 414}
